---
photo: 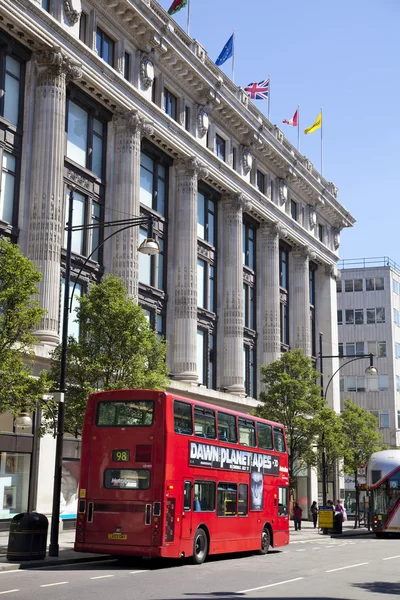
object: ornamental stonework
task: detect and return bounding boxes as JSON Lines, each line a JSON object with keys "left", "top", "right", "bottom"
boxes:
{"left": 140, "top": 53, "right": 155, "bottom": 90}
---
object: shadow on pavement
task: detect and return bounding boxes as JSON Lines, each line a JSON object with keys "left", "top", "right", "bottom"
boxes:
{"left": 159, "top": 596, "right": 350, "bottom": 600}
{"left": 353, "top": 581, "right": 400, "bottom": 595}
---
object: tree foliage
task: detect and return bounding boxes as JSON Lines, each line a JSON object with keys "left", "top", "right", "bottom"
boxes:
{"left": 0, "top": 238, "right": 47, "bottom": 415}
{"left": 341, "top": 399, "right": 383, "bottom": 526}
{"left": 255, "top": 349, "right": 325, "bottom": 489}
{"left": 48, "top": 275, "right": 169, "bottom": 435}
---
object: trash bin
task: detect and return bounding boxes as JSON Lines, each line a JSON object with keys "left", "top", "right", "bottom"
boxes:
{"left": 7, "top": 512, "right": 48, "bottom": 561}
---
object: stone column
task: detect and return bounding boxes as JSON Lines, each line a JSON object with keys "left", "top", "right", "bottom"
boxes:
{"left": 27, "top": 46, "right": 82, "bottom": 346}
{"left": 261, "top": 222, "right": 282, "bottom": 366}
{"left": 292, "top": 246, "right": 311, "bottom": 356}
{"left": 111, "top": 111, "right": 153, "bottom": 298}
{"left": 171, "top": 156, "right": 208, "bottom": 382}
{"left": 221, "top": 193, "right": 248, "bottom": 395}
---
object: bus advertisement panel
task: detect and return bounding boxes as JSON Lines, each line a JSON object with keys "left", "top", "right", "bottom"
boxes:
{"left": 367, "top": 449, "right": 400, "bottom": 536}
{"left": 75, "top": 390, "right": 289, "bottom": 563}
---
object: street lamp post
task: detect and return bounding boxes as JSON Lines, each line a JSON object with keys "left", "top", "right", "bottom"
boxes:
{"left": 318, "top": 332, "right": 378, "bottom": 508}
{"left": 48, "top": 187, "right": 159, "bottom": 557}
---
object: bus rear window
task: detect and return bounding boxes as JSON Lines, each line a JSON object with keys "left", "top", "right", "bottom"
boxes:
{"left": 97, "top": 401, "right": 154, "bottom": 427}
{"left": 104, "top": 469, "right": 151, "bottom": 490}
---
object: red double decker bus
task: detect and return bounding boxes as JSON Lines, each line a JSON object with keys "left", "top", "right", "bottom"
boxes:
{"left": 75, "top": 389, "right": 289, "bottom": 563}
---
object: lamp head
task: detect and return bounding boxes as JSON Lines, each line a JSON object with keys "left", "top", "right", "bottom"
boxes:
{"left": 14, "top": 411, "right": 33, "bottom": 428}
{"left": 138, "top": 237, "right": 160, "bottom": 255}
{"left": 365, "top": 365, "right": 378, "bottom": 377}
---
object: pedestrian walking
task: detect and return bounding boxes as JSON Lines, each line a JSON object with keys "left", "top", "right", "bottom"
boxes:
{"left": 310, "top": 500, "right": 318, "bottom": 529}
{"left": 334, "top": 499, "right": 344, "bottom": 534}
{"left": 293, "top": 502, "right": 303, "bottom": 531}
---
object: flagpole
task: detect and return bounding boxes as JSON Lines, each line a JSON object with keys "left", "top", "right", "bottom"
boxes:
{"left": 268, "top": 74, "right": 271, "bottom": 120}
{"left": 187, "top": 0, "right": 191, "bottom": 36}
{"left": 320, "top": 107, "right": 323, "bottom": 175}
{"left": 297, "top": 104, "right": 300, "bottom": 152}
{"left": 232, "top": 30, "right": 235, "bottom": 82}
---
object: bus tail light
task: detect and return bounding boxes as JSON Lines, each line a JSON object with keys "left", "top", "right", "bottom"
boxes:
{"left": 145, "top": 504, "right": 152, "bottom": 525}
{"left": 153, "top": 502, "right": 161, "bottom": 516}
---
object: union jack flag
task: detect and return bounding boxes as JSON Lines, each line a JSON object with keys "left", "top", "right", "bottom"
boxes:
{"left": 244, "top": 79, "right": 270, "bottom": 100}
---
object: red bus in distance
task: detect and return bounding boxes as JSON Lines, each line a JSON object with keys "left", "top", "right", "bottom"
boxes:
{"left": 75, "top": 389, "right": 289, "bottom": 563}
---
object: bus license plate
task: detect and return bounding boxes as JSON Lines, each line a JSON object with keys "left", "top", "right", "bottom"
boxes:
{"left": 108, "top": 533, "right": 127, "bottom": 540}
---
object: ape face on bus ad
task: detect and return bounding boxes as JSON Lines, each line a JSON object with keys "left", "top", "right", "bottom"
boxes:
{"left": 250, "top": 469, "right": 264, "bottom": 510}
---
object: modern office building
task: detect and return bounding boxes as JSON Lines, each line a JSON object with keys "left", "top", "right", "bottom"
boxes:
{"left": 337, "top": 257, "right": 400, "bottom": 449}
{"left": 0, "top": 0, "right": 354, "bottom": 524}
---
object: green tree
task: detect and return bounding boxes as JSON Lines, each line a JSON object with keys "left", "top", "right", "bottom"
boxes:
{"left": 256, "top": 349, "right": 325, "bottom": 491}
{"left": 341, "top": 399, "right": 383, "bottom": 527}
{"left": 0, "top": 238, "right": 47, "bottom": 415}
{"left": 48, "top": 275, "right": 169, "bottom": 435}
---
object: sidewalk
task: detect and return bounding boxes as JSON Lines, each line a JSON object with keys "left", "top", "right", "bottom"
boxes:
{"left": 290, "top": 518, "right": 373, "bottom": 539}
{"left": 0, "top": 529, "right": 109, "bottom": 571}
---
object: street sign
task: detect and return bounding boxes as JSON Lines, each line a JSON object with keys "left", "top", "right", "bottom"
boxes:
{"left": 318, "top": 506, "right": 334, "bottom": 528}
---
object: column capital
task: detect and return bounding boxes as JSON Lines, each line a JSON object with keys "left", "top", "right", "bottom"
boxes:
{"left": 223, "top": 191, "right": 251, "bottom": 213}
{"left": 113, "top": 110, "right": 154, "bottom": 137}
{"left": 325, "top": 263, "right": 339, "bottom": 279}
{"left": 292, "top": 244, "right": 316, "bottom": 261}
{"left": 175, "top": 156, "right": 208, "bottom": 180}
{"left": 35, "top": 45, "right": 82, "bottom": 82}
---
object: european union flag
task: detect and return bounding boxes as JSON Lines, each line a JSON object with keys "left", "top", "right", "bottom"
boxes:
{"left": 215, "top": 34, "right": 234, "bottom": 67}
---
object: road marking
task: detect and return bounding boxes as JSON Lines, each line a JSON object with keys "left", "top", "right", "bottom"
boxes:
{"left": 40, "top": 582, "right": 69, "bottom": 587}
{"left": 383, "top": 555, "right": 400, "bottom": 561}
{"left": 0, "top": 571, "right": 26, "bottom": 575}
{"left": 238, "top": 577, "right": 304, "bottom": 593}
{"left": 296, "top": 549, "right": 306, "bottom": 552}
{"left": 0, "top": 591, "right": 19, "bottom": 596}
{"left": 90, "top": 575, "right": 115, "bottom": 580}
{"left": 326, "top": 562, "right": 369, "bottom": 573}
{"left": 129, "top": 570, "right": 149, "bottom": 574}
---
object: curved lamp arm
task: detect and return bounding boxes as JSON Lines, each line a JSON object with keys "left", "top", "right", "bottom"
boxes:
{"left": 324, "top": 354, "right": 375, "bottom": 400}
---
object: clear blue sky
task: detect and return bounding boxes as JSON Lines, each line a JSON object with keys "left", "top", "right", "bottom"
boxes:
{"left": 161, "top": 0, "right": 399, "bottom": 262}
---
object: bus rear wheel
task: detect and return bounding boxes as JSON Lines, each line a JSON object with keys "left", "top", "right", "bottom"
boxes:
{"left": 258, "top": 528, "right": 270, "bottom": 555}
{"left": 192, "top": 528, "right": 208, "bottom": 564}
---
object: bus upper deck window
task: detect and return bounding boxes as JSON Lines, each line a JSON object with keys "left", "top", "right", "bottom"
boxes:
{"left": 274, "top": 426, "right": 286, "bottom": 452}
{"left": 238, "top": 418, "right": 256, "bottom": 447}
{"left": 97, "top": 400, "right": 154, "bottom": 426}
{"left": 218, "top": 412, "right": 237, "bottom": 443}
{"left": 194, "top": 406, "right": 216, "bottom": 439}
{"left": 174, "top": 400, "right": 193, "bottom": 435}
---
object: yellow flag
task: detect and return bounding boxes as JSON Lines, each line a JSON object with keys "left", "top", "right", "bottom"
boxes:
{"left": 304, "top": 112, "right": 322, "bottom": 135}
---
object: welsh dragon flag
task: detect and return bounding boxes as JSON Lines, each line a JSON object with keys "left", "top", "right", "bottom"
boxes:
{"left": 168, "top": 0, "right": 188, "bottom": 15}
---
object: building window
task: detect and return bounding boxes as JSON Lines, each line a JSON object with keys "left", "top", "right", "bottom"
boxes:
{"left": 366, "top": 277, "right": 384, "bottom": 291}
{"left": 337, "top": 310, "right": 343, "bottom": 325}
{"left": 164, "top": 88, "right": 177, "bottom": 120}
{"left": 0, "top": 53, "right": 23, "bottom": 129}
{"left": 309, "top": 266, "right": 316, "bottom": 356}
{"left": 368, "top": 341, "right": 387, "bottom": 358}
{"left": 96, "top": 27, "right": 115, "bottom": 67}
{"left": 124, "top": 52, "right": 131, "bottom": 81}
{"left": 66, "top": 99, "right": 106, "bottom": 179}
{"left": 196, "top": 329, "right": 215, "bottom": 389}
{"left": 243, "top": 223, "right": 255, "bottom": 270}
{"left": 215, "top": 134, "right": 226, "bottom": 161}
{"left": 280, "top": 245, "right": 289, "bottom": 347}
{"left": 394, "top": 309, "right": 400, "bottom": 327}
{"left": 60, "top": 278, "right": 82, "bottom": 340}
{"left": 345, "top": 376, "right": 366, "bottom": 392}
{"left": 197, "top": 190, "right": 216, "bottom": 245}
{"left": 380, "top": 411, "right": 390, "bottom": 428}
{"left": 243, "top": 283, "right": 255, "bottom": 330}
{"left": 393, "top": 280, "right": 400, "bottom": 295}
{"left": 398, "top": 411, "right": 400, "bottom": 429}
{"left": 338, "top": 343, "right": 343, "bottom": 357}
{"left": 138, "top": 227, "right": 165, "bottom": 291}
{"left": 63, "top": 190, "right": 102, "bottom": 261}
{"left": 368, "top": 375, "right": 389, "bottom": 392}
{"left": 336, "top": 279, "right": 342, "bottom": 293}
{"left": 197, "top": 259, "right": 214, "bottom": 312}
{"left": 396, "top": 342, "right": 400, "bottom": 359}
{"left": 290, "top": 199, "right": 297, "bottom": 220}
{"left": 318, "top": 223, "right": 324, "bottom": 242}
{"left": 345, "top": 279, "right": 363, "bottom": 292}
{"left": 0, "top": 452, "right": 31, "bottom": 519}
{"left": 396, "top": 376, "right": 400, "bottom": 392}
{"left": 367, "top": 307, "right": 385, "bottom": 324}
{"left": 345, "top": 309, "right": 364, "bottom": 325}
{"left": 79, "top": 12, "right": 88, "bottom": 44}
{"left": 256, "top": 170, "right": 265, "bottom": 194}
{"left": 243, "top": 344, "right": 256, "bottom": 398}
{"left": 0, "top": 151, "right": 16, "bottom": 224}
{"left": 232, "top": 147, "right": 237, "bottom": 171}
{"left": 140, "top": 150, "right": 168, "bottom": 216}
{"left": 41, "top": 0, "right": 51, "bottom": 11}
{"left": 345, "top": 342, "right": 364, "bottom": 356}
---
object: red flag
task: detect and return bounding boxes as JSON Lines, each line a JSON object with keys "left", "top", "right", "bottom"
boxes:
{"left": 168, "top": 0, "right": 188, "bottom": 15}
{"left": 283, "top": 109, "right": 298, "bottom": 127}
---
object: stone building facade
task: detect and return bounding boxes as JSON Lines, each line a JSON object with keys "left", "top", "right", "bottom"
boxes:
{"left": 0, "top": 0, "right": 354, "bottom": 522}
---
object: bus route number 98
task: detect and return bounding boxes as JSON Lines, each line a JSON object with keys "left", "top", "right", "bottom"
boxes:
{"left": 112, "top": 449, "right": 130, "bottom": 462}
